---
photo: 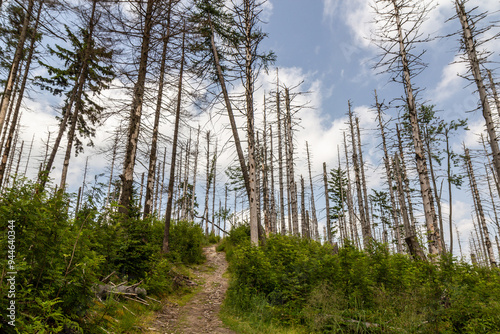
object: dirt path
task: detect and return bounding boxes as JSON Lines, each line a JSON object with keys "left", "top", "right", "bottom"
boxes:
{"left": 145, "top": 245, "right": 236, "bottom": 334}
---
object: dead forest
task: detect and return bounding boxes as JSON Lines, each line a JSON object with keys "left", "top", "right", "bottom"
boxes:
{"left": 1, "top": 0, "right": 500, "bottom": 332}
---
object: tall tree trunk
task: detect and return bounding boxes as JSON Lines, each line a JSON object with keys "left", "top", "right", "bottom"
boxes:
{"left": 348, "top": 102, "right": 370, "bottom": 248}
{"left": 202, "top": 132, "right": 211, "bottom": 236}
{"left": 464, "top": 147, "right": 496, "bottom": 267}
{"left": 207, "top": 13, "right": 250, "bottom": 198}
{"left": 375, "top": 92, "right": 402, "bottom": 253}
{"left": 119, "top": 0, "right": 155, "bottom": 215}
{"left": 392, "top": 0, "right": 441, "bottom": 257}
{"left": 285, "top": 88, "right": 299, "bottom": 235}
{"left": 300, "top": 175, "right": 309, "bottom": 238}
{"left": 356, "top": 117, "right": 372, "bottom": 239}
{"left": 242, "top": 0, "right": 259, "bottom": 245}
{"left": 323, "top": 162, "right": 332, "bottom": 243}
{"left": 106, "top": 130, "right": 119, "bottom": 210}
{"left": 0, "top": 0, "right": 34, "bottom": 132}
{"left": 163, "top": 28, "right": 186, "bottom": 253}
{"left": 445, "top": 128, "right": 454, "bottom": 255}
{"left": 0, "top": 0, "right": 42, "bottom": 187}
{"left": 276, "top": 74, "right": 286, "bottom": 234}
{"left": 262, "top": 101, "right": 270, "bottom": 235}
{"left": 306, "top": 142, "right": 318, "bottom": 240}
{"left": 455, "top": 1, "right": 500, "bottom": 188}
{"left": 394, "top": 154, "right": 426, "bottom": 260}
{"left": 422, "top": 126, "right": 445, "bottom": 252}
{"left": 191, "top": 126, "right": 200, "bottom": 221}
{"left": 343, "top": 132, "right": 357, "bottom": 246}
{"left": 23, "top": 133, "right": 34, "bottom": 177}
{"left": 144, "top": 10, "right": 172, "bottom": 217}
{"left": 211, "top": 141, "right": 218, "bottom": 234}
{"left": 269, "top": 125, "right": 277, "bottom": 233}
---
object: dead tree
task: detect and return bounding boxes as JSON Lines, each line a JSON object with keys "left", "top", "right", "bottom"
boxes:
{"left": 375, "top": 91, "right": 402, "bottom": 253}
{"left": 119, "top": 0, "right": 156, "bottom": 215}
{"left": 306, "top": 142, "right": 319, "bottom": 240}
{"left": 163, "top": 28, "right": 186, "bottom": 253}
{"left": 454, "top": 0, "right": 500, "bottom": 191}
{"left": 464, "top": 146, "right": 496, "bottom": 267}
{"left": 348, "top": 102, "right": 371, "bottom": 248}
{"left": 0, "top": 0, "right": 34, "bottom": 132}
{"left": 285, "top": 88, "right": 299, "bottom": 235}
{"left": 373, "top": 0, "right": 442, "bottom": 258}
{"left": 144, "top": 6, "right": 173, "bottom": 217}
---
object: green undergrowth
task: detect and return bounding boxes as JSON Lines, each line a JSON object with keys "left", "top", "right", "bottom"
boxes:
{"left": 220, "top": 224, "right": 500, "bottom": 333}
{"left": 0, "top": 179, "right": 209, "bottom": 333}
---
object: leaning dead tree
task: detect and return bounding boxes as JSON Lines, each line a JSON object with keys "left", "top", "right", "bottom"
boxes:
{"left": 372, "top": 0, "right": 442, "bottom": 258}
{"left": 453, "top": 0, "right": 500, "bottom": 195}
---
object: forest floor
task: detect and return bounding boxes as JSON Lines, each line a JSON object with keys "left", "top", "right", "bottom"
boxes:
{"left": 144, "top": 245, "right": 236, "bottom": 334}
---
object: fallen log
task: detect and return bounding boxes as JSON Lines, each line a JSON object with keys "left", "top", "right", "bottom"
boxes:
{"left": 94, "top": 283, "right": 147, "bottom": 299}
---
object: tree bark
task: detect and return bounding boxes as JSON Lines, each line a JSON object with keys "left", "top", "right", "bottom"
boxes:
{"left": 0, "top": 0, "right": 42, "bottom": 187}
{"left": 391, "top": 0, "right": 441, "bottom": 257}
{"left": 0, "top": 0, "right": 34, "bottom": 132}
{"left": 323, "top": 162, "right": 332, "bottom": 243}
{"left": 464, "top": 147, "right": 496, "bottom": 267}
{"left": 163, "top": 28, "right": 186, "bottom": 253}
{"left": 375, "top": 92, "right": 402, "bottom": 253}
{"left": 285, "top": 88, "right": 299, "bottom": 236}
{"left": 144, "top": 8, "right": 172, "bottom": 217}
{"left": 455, "top": 1, "right": 500, "bottom": 189}
{"left": 119, "top": 0, "right": 155, "bottom": 215}
{"left": 348, "top": 102, "right": 371, "bottom": 248}
{"left": 306, "top": 142, "right": 318, "bottom": 240}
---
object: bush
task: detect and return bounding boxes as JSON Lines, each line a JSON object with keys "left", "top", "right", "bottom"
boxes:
{"left": 222, "top": 234, "right": 500, "bottom": 333}
{"left": 168, "top": 220, "right": 206, "bottom": 264}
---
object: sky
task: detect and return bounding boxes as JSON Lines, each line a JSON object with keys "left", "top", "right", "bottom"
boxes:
{"left": 8, "top": 0, "right": 500, "bottom": 260}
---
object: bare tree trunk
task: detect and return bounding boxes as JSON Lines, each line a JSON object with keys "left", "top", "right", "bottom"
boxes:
{"left": 394, "top": 154, "right": 426, "bottom": 260}
{"left": 0, "top": 0, "right": 34, "bottom": 132}
{"left": 276, "top": 76, "right": 286, "bottom": 234}
{"left": 323, "top": 162, "right": 332, "bottom": 243}
{"left": 158, "top": 147, "right": 167, "bottom": 217}
{"left": 211, "top": 141, "right": 218, "bottom": 234}
{"left": 455, "top": 1, "right": 500, "bottom": 188}
{"left": 106, "top": 130, "right": 119, "bottom": 210}
{"left": 375, "top": 92, "right": 402, "bottom": 253}
{"left": 285, "top": 88, "right": 299, "bottom": 236}
{"left": 348, "top": 102, "right": 370, "bottom": 248}
{"left": 182, "top": 133, "right": 191, "bottom": 220}
{"left": 139, "top": 172, "right": 145, "bottom": 211}
{"left": 343, "top": 132, "right": 357, "bottom": 246}
{"left": 262, "top": 101, "right": 270, "bottom": 235}
{"left": 207, "top": 12, "right": 250, "bottom": 200}
{"left": 0, "top": 0, "right": 43, "bottom": 188}
{"left": 163, "top": 28, "right": 186, "bottom": 253}
{"left": 355, "top": 117, "right": 372, "bottom": 240}
{"left": 191, "top": 126, "right": 200, "bottom": 221}
{"left": 445, "top": 128, "right": 454, "bottom": 255}
{"left": 144, "top": 10, "right": 172, "bottom": 217}
{"left": 242, "top": 0, "right": 259, "bottom": 245}
{"left": 203, "top": 132, "right": 211, "bottom": 236}
{"left": 119, "top": 0, "right": 155, "bottom": 215}
{"left": 456, "top": 224, "right": 463, "bottom": 259}
{"left": 300, "top": 176, "right": 309, "bottom": 238}
{"left": 269, "top": 125, "right": 277, "bottom": 233}
{"left": 0, "top": 64, "right": 21, "bottom": 155}
{"left": 464, "top": 147, "right": 496, "bottom": 267}
{"left": 392, "top": 0, "right": 441, "bottom": 257}
{"left": 23, "top": 133, "right": 35, "bottom": 177}
{"left": 423, "top": 126, "right": 445, "bottom": 252}
{"left": 484, "top": 165, "right": 500, "bottom": 242}
{"left": 306, "top": 142, "right": 318, "bottom": 240}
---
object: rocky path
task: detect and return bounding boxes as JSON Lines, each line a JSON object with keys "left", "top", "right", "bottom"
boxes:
{"left": 145, "top": 245, "right": 236, "bottom": 334}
